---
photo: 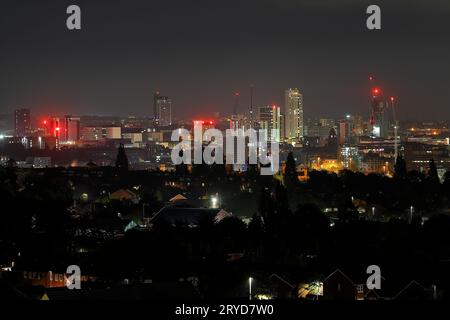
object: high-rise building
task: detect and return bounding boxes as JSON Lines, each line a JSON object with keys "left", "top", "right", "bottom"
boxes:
{"left": 305, "top": 120, "right": 335, "bottom": 142}
{"left": 369, "top": 88, "right": 391, "bottom": 138}
{"left": 51, "top": 117, "right": 63, "bottom": 141}
{"left": 14, "top": 108, "right": 31, "bottom": 137}
{"left": 284, "top": 88, "right": 304, "bottom": 143}
{"left": 257, "top": 105, "right": 282, "bottom": 142}
{"left": 153, "top": 92, "right": 160, "bottom": 122}
{"left": 339, "top": 115, "right": 356, "bottom": 145}
{"left": 64, "top": 116, "right": 80, "bottom": 143}
{"left": 154, "top": 94, "right": 172, "bottom": 126}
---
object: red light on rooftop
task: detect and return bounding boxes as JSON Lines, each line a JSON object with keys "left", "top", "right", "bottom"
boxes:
{"left": 55, "top": 127, "right": 60, "bottom": 131}
{"left": 372, "top": 88, "right": 380, "bottom": 95}
{"left": 369, "top": 75, "right": 374, "bottom": 81}
{"left": 272, "top": 104, "right": 277, "bottom": 109}
{"left": 235, "top": 92, "right": 240, "bottom": 96}
{"left": 43, "top": 120, "right": 47, "bottom": 125}
{"left": 209, "top": 121, "right": 213, "bottom": 125}
{"left": 390, "top": 96, "right": 395, "bottom": 102}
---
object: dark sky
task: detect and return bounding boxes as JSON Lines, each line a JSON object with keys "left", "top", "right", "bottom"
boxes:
{"left": 1, "top": 0, "right": 450, "bottom": 120}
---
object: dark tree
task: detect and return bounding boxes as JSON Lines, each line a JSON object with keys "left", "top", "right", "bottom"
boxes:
{"left": 394, "top": 155, "right": 407, "bottom": 181}
{"left": 283, "top": 151, "right": 297, "bottom": 189}
{"left": 175, "top": 150, "right": 189, "bottom": 175}
{"left": 274, "top": 180, "right": 289, "bottom": 214}
{"left": 428, "top": 159, "right": 440, "bottom": 183}
{"left": 248, "top": 213, "right": 265, "bottom": 234}
{"left": 443, "top": 171, "right": 450, "bottom": 197}
{"left": 115, "top": 144, "right": 129, "bottom": 172}
{"left": 258, "top": 186, "right": 274, "bottom": 221}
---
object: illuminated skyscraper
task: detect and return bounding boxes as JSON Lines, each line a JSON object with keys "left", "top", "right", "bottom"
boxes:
{"left": 284, "top": 88, "right": 304, "bottom": 143}
{"left": 339, "top": 115, "right": 356, "bottom": 145}
{"left": 370, "top": 88, "right": 390, "bottom": 138}
{"left": 154, "top": 94, "right": 172, "bottom": 126}
{"left": 14, "top": 108, "right": 31, "bottom": 137}
{"left": 257, "top": 105, "right": 282, "bottom": 142}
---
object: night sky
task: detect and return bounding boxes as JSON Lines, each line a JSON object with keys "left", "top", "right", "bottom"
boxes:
{"left": 1, "top": 0, "right": 450, "bottom": 120}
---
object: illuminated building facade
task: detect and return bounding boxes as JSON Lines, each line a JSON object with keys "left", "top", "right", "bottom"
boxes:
{"left": 154, "top": 94, "right": 172, "bottom": 126}
{"left": 284, "top": 88, "right": 304, "bottom": 143}
{"left": 257, "top": 105, "right": 282, "bottom": 142}
{"left": 340, "top": 145, "right": 361, "bottom": 170}
{"left": 63, "top": 116, "right": 81, "bottom": 143}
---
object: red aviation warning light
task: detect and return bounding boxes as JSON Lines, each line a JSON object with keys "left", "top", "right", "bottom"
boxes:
{"left": 43, "top": 120, "right": 47, "bottom": 125}
{"left": 369, "top": 75, "right": 374, "bottom": 81}
{"left": 390, "top": 96, "right": 395, "bottom": 102}
{"left": 372, "top": 88, "right": 380, "bottom": 96}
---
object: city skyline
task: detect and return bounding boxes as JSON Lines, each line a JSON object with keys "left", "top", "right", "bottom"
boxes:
{"left": 1, "top": 0, "right": 450, "bottom": 120}
{"left": 2, "top": 1, "right": 450, "bottom": 306}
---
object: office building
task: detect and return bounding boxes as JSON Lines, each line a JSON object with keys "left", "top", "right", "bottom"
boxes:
{"left": 257, "top": 105, "right": 282, "bottom": 142}
{"left": 154, "top": 93, "right": 172, "bottom": 126}
{"left": 64, "top": 116, "right": 80, "bottom": 143}
{"left": 284, "top": 88, "right": 304, "bottom": 143}
{"left": 14, "top": 108, "right": 31, "bottom": 137}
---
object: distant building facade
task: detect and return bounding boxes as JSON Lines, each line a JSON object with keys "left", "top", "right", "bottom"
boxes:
{"left": 154, "top": 93, "right": 172, "bottom": 126}
{"left": 284, "top": 88, "right": 304, "bottom": 143}
{"left": 257, "top": 105, "right": 282, "bottom": 142}
{"left": 14, "top": 108, "right": 31, "bottom": 137}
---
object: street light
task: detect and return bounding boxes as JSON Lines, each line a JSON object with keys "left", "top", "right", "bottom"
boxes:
{"left": 249, "top": 277, "right": 253, "bottom": 300}
{"left": 142, "top": 203, "right": 149, "bottom": 226}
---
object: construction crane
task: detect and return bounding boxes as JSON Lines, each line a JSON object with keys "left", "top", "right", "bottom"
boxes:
{"left": 231, "top": 91, "right": 240, "bottom": 129}
{"left": 390, "top": 96, "right": 399, "bottom": 161}
{"left": 249, "top": 85, "right": 254, "bottom": 130}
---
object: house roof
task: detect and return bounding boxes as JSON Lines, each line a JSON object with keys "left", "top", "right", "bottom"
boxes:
{"left": 110, "top": 189, "right": 138, "bottom": 200}
{"left": 322, "top": 268, "right": 387, "bottom": 286}
{"left": 169, "top": 194, "right": 188, "bottom": 202}
{"left": 151, "top": 207, "right": 231, "bottom": 227}
{"left": 322, "top": 269, "right": 355, "bottom": 285}
{"left": 392, "top": 280, "right": 427, "bottom": 300}
{"left": 268, "top": 274, "right": 295, "bottom": 289}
